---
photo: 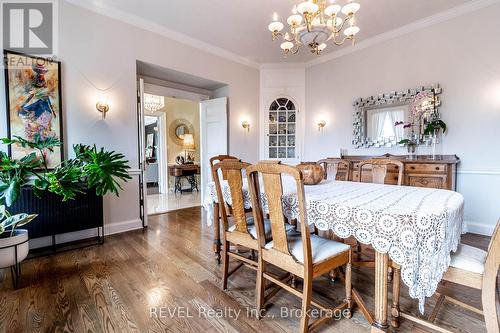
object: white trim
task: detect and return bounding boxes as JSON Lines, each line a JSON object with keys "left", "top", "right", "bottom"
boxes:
{"left": 306, "top": 0, "right": 500, "bottom": 67}
{"left": 465, "top": 220, "right": 496, "bottom": 236}
{"left": 260, "top": 63, "right": 307, "bottom": 70}
{"left": 29, "top": 219, "right": 143, "bottom": 249}
{"left": 457, "top": 169, "right": 500, "bottom": 176}
{"left": 63, "top": 0, "right": 260, "bottom": 69}
{"left": 128, "top": 169, "right": 142, "bottom": 175}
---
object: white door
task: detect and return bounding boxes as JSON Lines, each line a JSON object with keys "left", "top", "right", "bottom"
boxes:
{"left": 137, "top": 78, "right": 148, "bottom": 227}
{"left": 200, "top": 97, "right": 228, "bottom": 203}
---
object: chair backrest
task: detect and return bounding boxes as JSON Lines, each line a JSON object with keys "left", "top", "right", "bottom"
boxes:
{"left": 247, "top": 161, "right": 313, "bottom": 268}
{"left": 210, "top": 155, "right": 239, "bottom": 181}
{"left": 358, "top": 158, "right": 404, "bottom": 186}
{"left": 318, "top": 158, "right": 353, "bottom": 181}
{"left": 212, "top": 159, "right": 252, "bottom": 235}
{"left": 485, "top": 218, "right": 500, "bottom": 269}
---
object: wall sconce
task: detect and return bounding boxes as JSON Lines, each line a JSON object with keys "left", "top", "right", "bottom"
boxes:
{"left": 317, "top": 120, "right": 326, "bottom": 132}
{"left": 241, "top": 120, "right": 250, "bottom": 132}
{"left": 96, "top": 99, "right": 109, "bottom": 119}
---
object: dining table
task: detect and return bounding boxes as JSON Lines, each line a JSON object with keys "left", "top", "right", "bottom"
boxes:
{"left": 204, "top": 177, "right": 465, "bottom": 332}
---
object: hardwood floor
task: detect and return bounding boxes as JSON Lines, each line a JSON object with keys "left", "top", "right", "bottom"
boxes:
{"left": 0, "top": 207, "right": 494, "bottom": 333}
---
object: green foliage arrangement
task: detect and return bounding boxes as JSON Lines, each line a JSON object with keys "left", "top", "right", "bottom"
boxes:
{"left": 0, "top": 134, "right": 131, "bottom": 206}
{"left": 0, "top": 205, "right": 37, "bottom": 236}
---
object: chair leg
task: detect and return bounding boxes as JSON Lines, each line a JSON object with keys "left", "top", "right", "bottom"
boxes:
{"left": 481, "top": 268, "right": 500, "bottom": 333}
{"left": 299, "top": 275, "right": 313, "bottom": 333}
{"left": 391, "top": 266, "right": 401, "bottom": 328}
{"left": 222, "top": 241, "right": 230, "bottom": 291}
{"left": 345, "top": 261, "right": 353, "bottom": 318}
{"left": 329, "top": 269, "right": 337, "bottom": 282}
{"left": 255, "top": 259, "right": 266, "bottom": 319}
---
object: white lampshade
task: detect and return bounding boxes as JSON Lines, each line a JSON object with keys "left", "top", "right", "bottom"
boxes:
{"left": 268, "top": 21, "right": 284, "bottom": 32}
{"left": 297, "top": 1, "right": 319, "bottom": 15}
{"left": 343, "top": 26, "right": 360, "bottom": 36}
{"left": 280, "top": 41, "right": 294, "bottom": 51}
{"left": 324, "top": 4, "right": 341, "bottom": 16}
{"left": 287, "top": 14, "right": 303, "bottom": 26}
{"left": 183, "top": 134, "right": 195, "bottom": 150}
{"left": 341, "top": 2, "right": 360, "bottom": 15}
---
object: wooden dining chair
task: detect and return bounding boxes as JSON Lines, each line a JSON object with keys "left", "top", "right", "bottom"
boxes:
{"left": 318, "top": 158, "right": 353, "bottom": 181}
{"left": 210, "top": 154, "right": 239, "bottom": 181}
{"left": 358, "top": 158, "right": 404, "bottom": 186}
{"left": 355, "top": 159, "right": 405, "bottom": 268}
{"left": 212, "top": 159, "right": 274, "bottom": 291}
{"left": 391, "top": 219, "right": 500, "bottom": 333}
{"left": 247, "top": 161, "right": 353, "bottom": 333}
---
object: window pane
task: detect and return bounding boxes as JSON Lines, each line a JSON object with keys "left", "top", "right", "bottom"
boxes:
{"left": 287, "top": 147, "right": 295, "bottom": 158}
{"left": 278, "top": 112, "right": 287, "bottom": 122}
{"left": 278, "top": 136, "right": 287, "bottom": 146}
{"left": 278, "top": 124, "right": 287, "bottom": 134}
{"left": 269, "top": 135, "right": 277, "bottom": 147}
{"left": 287, "top": 135, "right": 295, "bottom": 147}
{"left": 286, "top": 100, "right": 296, "bottom": 110}
{"left": 270, "top": 100, "right": 279, "bottom": 110}
{"left": 288, "top": 112, "right": 296, "bottom": 122}
{"left": 269, "top": 148, "right": 277, "bottom": 158}
{"left": 288, "top": 124, "right": 296, "bottom": 134}
{"left": 278, "top": 148, "right": 286, "bottom": 158}
{"left": 277, "top": 98, "right": 288, "bottom": 106}
{"left": 269, "top": 112, "right": 277, "bottom": 123}
{"left": 269, "top": 124, "right": 277, "bottom": 134}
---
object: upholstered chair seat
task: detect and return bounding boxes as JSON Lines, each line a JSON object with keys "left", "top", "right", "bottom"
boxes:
{"left": 449, "top": 244, "right": 487, "bottom": 274}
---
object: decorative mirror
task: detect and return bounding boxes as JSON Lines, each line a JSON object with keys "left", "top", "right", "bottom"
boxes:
{"left": 175, "top": 124, "right": 189, "bottom": 140}
{"left": 352, "top": 84, "right": 441, "bottom": 148}
{"left": 169, "top": 119, "right": 195, "bottom": 146}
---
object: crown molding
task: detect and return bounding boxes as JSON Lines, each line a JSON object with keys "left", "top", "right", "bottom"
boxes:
{"left": 63, "top": 0, "right": 260, "bottom": 69}
{"left": 260, "top": 63, "right": 307, "bottom": 70}
{"left": 306, "top": 0, "right": 500, "bottom": 68}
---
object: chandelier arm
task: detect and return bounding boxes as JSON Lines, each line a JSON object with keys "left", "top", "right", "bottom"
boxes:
{"left": 333, "top": 14, "right": 354, "bottom": 34}
{"left": 330, "top": 34, "right": 349, "bottom": 46}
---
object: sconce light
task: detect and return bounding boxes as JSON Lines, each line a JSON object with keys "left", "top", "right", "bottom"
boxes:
{"left": 96, "top": 99, "right": 109, "bottom": 119}
{"left": 317, "top": 120, "right": 326, "bottom": 132}
{"left": 241, "top": 120, "right": 250, "bottom": 132}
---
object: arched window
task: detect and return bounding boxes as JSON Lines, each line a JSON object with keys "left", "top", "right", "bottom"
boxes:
{"left": 267, "top": 97, "right": 296, "bottom": 159}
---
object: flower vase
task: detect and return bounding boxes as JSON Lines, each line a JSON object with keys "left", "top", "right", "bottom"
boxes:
{"left": 431, "top": 131, "right": 443, "bottom": 160}
{"left": 406, "top": 144, "right": 418, "bottom": 160}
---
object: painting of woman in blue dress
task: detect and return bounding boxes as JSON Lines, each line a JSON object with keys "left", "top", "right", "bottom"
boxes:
{"left": 4, "top": 51, "right": 63, "bottom": 168}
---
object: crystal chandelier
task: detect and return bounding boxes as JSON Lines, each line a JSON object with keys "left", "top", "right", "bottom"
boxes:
{"left": 268, "top": 0, "right": 361, "bottom": 56}
{"left": 144, "top": 93, "right": 165, "bottom": 113}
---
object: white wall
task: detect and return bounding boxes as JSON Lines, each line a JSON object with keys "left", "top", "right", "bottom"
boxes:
{"left": 1, "top": 1, "right": 260, "bottom": 238}
{"left": 304, "top": 3, "right": 500, "bottom": 234}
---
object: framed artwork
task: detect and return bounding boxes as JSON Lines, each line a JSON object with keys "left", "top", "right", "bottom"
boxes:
{"left": 3, "top": 50, "right": 63, "bottom": 168}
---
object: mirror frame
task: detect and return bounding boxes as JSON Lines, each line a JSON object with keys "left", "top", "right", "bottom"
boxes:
{"left": 352, "top": 84, "right": 441, "bottom": 148}
{"left": 169, "top": 119, "right": 195, "bottom": 146}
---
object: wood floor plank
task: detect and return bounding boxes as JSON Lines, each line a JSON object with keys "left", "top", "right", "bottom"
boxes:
{"left": 0, "top": 207, "right": 494, "bottom": 333}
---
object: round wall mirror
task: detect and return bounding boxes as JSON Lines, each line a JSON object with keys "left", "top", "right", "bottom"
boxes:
{"left": 175, "top": 124, "right": 189, "bottom": 140}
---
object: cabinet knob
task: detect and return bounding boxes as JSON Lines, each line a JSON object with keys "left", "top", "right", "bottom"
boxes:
{"left": 435, "top": 167, "right": 440, "bottom": 170}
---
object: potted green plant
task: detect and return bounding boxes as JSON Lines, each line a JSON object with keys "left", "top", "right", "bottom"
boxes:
{"left": 0, "top": 205, "right": 37, "bottom": 287}
{"left": 0, "top": 135, "right": 131, "bottom": 244}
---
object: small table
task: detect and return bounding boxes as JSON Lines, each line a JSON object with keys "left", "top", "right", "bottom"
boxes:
{"left": 168, "top": 164, "right": 200, "bottom": 194}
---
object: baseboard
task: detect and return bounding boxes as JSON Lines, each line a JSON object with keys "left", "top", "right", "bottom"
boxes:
{"left": 29, "top": 218, "right": 143, "bottom": 249}
{"left": 465, "top": 220, "right": 495, "bottom": 236}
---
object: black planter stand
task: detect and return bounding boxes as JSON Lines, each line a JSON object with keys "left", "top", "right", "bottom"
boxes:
{"left": 8, "top": 188, "right": 104, "bottom": 255}
{"left": 0, "top": 239, "right": 28, "bottom": 289}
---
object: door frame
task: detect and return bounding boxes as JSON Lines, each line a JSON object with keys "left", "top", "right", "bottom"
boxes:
{"left": 144, "top": 113, "right": 168, "bottom": 194}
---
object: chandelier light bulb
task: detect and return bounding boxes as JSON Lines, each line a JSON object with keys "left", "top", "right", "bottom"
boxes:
{"left": 287, "top": 14, "right": 303, "bottom": 26}
{"left": 268, "top": 21, "right": 284, "bottom": 32}
{"left": 280, "top": 41, "right": 294, "bottom": 51}
{"left": 297, "top": 1, "right": 319, "bottom": 15}
{"left": 292, "top": 5, "right": 298, "bottom": 14}
{"left": 343, "top": 26, "right": 360, "bottom": 36}
{"left": 341, "top": 2, "right": 360, "bottom": 15}
{"left": 272, "top": 12, "right": 279, "bottom": 21}
{"left": 324, "top": 4, "right": 341, "bottom": 16}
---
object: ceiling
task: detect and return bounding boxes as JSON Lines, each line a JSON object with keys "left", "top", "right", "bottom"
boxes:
{"left": 78, "top": 0, "right": 471, "bottom": 64}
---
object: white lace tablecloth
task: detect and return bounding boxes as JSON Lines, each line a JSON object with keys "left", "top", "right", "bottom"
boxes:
{"left": 204, "top": 178, "right": 465, "bottom": 312}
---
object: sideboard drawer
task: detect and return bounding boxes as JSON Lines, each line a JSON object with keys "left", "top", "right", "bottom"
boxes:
{"left": 407, "top": 174, "right": 447, "bottom": 189}
{"left": 405, "top": 163, "right": 447, "bottom": 174}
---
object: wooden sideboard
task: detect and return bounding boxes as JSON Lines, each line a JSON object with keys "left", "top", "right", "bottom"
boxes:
{"left": 337, "top": 154, "right": 460, "bottom": 190}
